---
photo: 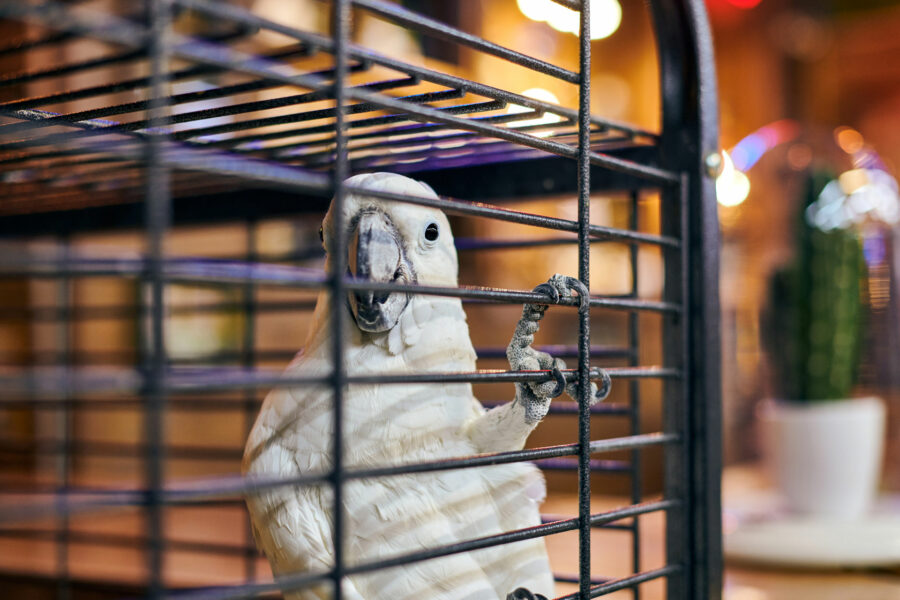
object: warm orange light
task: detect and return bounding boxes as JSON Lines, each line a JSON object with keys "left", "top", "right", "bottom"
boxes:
{"left": 838, "top": 169, "right": 869, "bottom": 195}
{"left": 835, "top": 126, "right": 864, "bottom": 154}
{"left": 716, "top": 150, "right": 750, "bottom": 207}
{"left": 516, "top": 0, "right": 621, "bottom": 40}
{"left": 507, "top": 88, "right": 562, "bottom": 137}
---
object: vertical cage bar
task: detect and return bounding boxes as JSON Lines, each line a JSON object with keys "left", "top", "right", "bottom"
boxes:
{"left": 54, "top": 236, "right": 71, "bottom": 600}
{"left": 144, "top": 0, "right": 171, "bottom": 596}
{"left": 651, "top": 2, "right": 721, "bottom": 599}
{"left": 330, "top": 1, "right": 351, "bottom": 598}
{"left": 662, "top": 175, "right": 690, "bottom": 600}
{"left": 242, "top": 221, "right": 258, "bottom": 583}
{"left": 628, "top": 191, "right": 642, "bottom": 600}
{"left": 577, "top": 1, "right": 592, "bottom": 599}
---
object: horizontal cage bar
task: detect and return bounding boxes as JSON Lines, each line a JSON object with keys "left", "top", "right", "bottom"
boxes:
{"left": 163, "top": 499, "right": 677, "bottom": 600}
{"left": 0, "top": 435, "right": 677, "bottom": 524}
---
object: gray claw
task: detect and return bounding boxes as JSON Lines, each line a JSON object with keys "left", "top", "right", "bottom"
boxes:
{"left": 561, "top": 275, "right": 591, "bottom": 314}
{"left": 532, "top": 282, "right": 560, "bottom": 304}
{"left": 594, "top": 368, "right": 612, "bottom": 401}
{"left": 549, "top": 366, "right": 567, "bottom": 398}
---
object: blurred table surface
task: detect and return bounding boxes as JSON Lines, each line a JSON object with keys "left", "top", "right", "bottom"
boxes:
{"left": 721, "top": 464, "right": 900, "bottom": 600}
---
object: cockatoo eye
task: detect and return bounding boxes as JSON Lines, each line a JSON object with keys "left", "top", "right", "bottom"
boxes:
{"left": 424, "top": 222, "right": 439, "bottom": 243}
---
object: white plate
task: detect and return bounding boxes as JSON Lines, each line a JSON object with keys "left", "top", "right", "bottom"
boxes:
{"left": 724, "top": 495, "right": 900, "bottom": 568}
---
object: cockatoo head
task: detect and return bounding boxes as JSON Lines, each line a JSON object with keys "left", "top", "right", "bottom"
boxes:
{"left": 321, "top": 172, "right": 458, "bottom": 333}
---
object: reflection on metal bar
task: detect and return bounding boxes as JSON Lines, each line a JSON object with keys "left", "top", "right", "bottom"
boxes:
{"left": 287, "top": 112, "right": 576, "bottom": 162}
{"left": 207, "top": 98, "right": 505, "bottom": 150}
{"left": 343, "top": 128, "right": 624, "bottom": 173}
{"left": 168, "top": 77, "right": 428, "bottom": 139}
{"left": 283, "top": 110, "right": 573, "bottom": 159}
{"left": 536, "top": 458, "right": 629, "bottom": 472}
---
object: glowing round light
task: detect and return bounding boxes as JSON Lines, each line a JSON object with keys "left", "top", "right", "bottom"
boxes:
{"left": 838, "top": 168, "right": 869, "bottom": 195}
{"left": 716, "top": 150, "right": 751, "bottom": 207}
{"left": 516, "top": 0, "right": 547, "bottom": 23}
{"left": 590, "top": 0, "right": 623, "bottom": 40}
{"left": 517, "top": 0, "right": 621, "bottom": 40}
{"left": 507, "top": 88, "right": 562, "bottom": 137}
{"left": 835, "top": 126, "right": 864, "bottom": 154}
{"left": 546, "top": 4, "right": 579, "bottom": 35}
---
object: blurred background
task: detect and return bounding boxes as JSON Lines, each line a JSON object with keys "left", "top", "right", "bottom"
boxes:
{"left": 1, "top": 0, "right": 899, "bottom": 599}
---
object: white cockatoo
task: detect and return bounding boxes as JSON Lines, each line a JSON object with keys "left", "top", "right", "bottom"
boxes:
{"left": 243, "top": 172, "right": 604, "bottom": 600}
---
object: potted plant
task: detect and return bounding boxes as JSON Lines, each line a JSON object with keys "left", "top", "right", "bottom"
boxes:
{"left": 762, "top": 171, "right": 886, "bottom": 520}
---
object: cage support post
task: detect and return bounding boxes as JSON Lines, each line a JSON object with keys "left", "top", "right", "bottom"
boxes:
{"left": 577, "top": 1, "right": 593, "bottom": 599}
{"left": 330, "top": 0, "right": 351, "bottom": 599}
{"left": 143, "top": 0, "right": 172, "bottom": 597}
{"left": 651, "top": 1, "right": 722, "bottom": 599}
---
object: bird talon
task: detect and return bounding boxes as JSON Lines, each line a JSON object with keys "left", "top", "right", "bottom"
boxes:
{"left": 562, "top": 275, "right": 591, "bottom": 314}
{"left": 549, "top": 366, "right": 567, "bottom": 398}
{"left": 594, "top": 368, "right": 612, "bottom": 401}
{"left": 532, "top": 282, "right": 560, "bottom": 304}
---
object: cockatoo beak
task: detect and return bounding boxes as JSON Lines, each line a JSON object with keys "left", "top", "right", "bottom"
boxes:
{"left": 347, "top": 209, "right": 414, "bottom": 333}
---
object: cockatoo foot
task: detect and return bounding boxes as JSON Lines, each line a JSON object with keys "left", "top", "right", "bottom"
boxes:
{"left": 506, "top": 588, "right": 549, "bottom": 600}
{"left": 507, "top": 274, "right": 610, "bottom": 424}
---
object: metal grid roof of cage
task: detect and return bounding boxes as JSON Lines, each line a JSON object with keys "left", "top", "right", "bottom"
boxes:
{"left": 0, "top": 0, "right": 722, "bottom": 599}
{"left": 0, "top": 0, "right": 675, "bottom": 218}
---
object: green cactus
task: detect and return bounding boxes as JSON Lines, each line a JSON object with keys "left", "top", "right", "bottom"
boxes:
{"left": 766, "top": 172, "right": 865, "bottom": 401}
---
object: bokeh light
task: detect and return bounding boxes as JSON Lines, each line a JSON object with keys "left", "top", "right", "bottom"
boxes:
{"left": 786, "top": 143, "right": 813, "bottom": 171}
{"left": 717, "top": 150, "right": 751, "bottom": 207}
{"left": 835, "top": 126, "right": 865, "bottom": 154}
{"left": 517, "top": 0, "right": 622, "bottom": 40}
{"left": 730, "top": 120, "right": 801, "bottom": 171}
{"left": 507, "top": 88, "right": 563, "bottom": 137}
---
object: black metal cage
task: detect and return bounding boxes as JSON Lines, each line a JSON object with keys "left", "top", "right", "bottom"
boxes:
{"left": 0, "top": 0, "right": 721, "bottom": 599}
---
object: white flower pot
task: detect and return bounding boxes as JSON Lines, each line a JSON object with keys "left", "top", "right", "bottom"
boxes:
{"left": 759, "top": 397, "right": 886, "bottom": 520}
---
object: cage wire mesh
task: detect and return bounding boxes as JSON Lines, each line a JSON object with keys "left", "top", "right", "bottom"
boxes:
{"left": 0, "top": 0, "right": 721, "bottom": 599}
